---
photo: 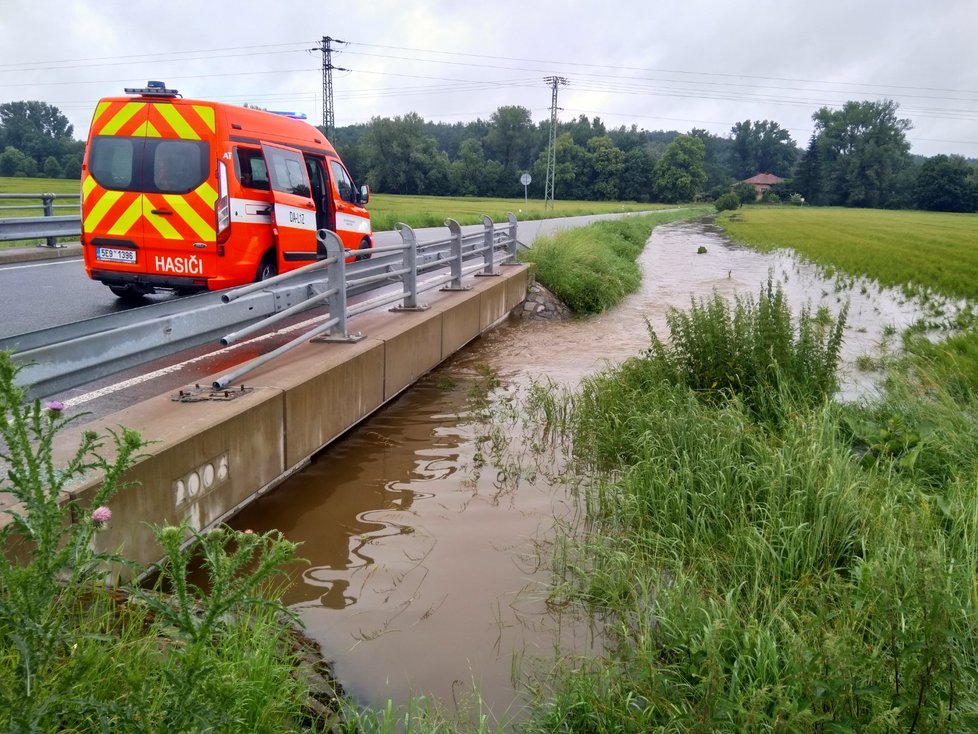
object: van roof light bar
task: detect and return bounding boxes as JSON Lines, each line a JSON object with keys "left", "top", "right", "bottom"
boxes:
{"left": 268, "top": 110, "right": 308, "bottom": 120}
{"left": 124, "top": 81, "right": 181, "bottom": 98}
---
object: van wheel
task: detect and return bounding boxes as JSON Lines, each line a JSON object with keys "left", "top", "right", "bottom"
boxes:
{"left": 108, "top": 285, "right": 146, "bottom": 303}
{"left": 256, "top": 254, "right": 277, "bottom": 282}
{"left": 355, "top": 238, "right": 372, "bottom": 261}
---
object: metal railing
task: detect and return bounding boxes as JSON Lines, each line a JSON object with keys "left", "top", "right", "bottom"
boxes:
{"left": 1, "top": 214, "right": 523, "bottom": 398}
{"left": 211, "top": 214, "right": 520, "bottom": 388}
{"left": 0, "top": 193, "right": 81, "bottom": 246}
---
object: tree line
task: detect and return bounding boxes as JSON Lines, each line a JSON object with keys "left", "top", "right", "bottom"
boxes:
{"left": 2, "top": 98, "right": 976, "bottom": 213}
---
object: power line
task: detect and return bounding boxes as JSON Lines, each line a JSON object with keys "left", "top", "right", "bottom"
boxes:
{"left": 347, "top": 41, "right": 978, "bottom": 98}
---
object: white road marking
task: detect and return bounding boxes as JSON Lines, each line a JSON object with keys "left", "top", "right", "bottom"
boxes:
{"left": 1, "top": 259, "right": 78, "bottom": 271}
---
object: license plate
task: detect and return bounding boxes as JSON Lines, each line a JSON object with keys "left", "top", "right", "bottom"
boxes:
{"left": 96, "top": 247, "right": 137, "bottom": 264}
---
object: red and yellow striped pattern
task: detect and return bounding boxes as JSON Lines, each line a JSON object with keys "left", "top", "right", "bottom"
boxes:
{"left": 84, "top": 99, "right": 218, "bottom": 244}
{"left": 90, "top": 99, "right": 216, "bottom": 140}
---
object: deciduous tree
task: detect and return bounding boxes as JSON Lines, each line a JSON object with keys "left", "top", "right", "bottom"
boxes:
{"left": 913, "top": 154, "right": 978, "bottom": 212}
{"left": 796, "top": 100, "right": 912, "bottom": 208}
{"left": 654, "top": 135, "right": 707, "bottom": 203}
{"left": 729, "top": 120, "right": 797, "bottom": 180}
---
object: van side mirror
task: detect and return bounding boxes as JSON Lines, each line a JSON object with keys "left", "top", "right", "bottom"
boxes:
{"left": 358, "top": 184, "right": 370, "bottom": 205}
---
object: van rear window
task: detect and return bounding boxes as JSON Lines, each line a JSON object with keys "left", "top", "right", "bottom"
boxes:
{"left": 89, "top": 136, "right": 210, "bottom": 194}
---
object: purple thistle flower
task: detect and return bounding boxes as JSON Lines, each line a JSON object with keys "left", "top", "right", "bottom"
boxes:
{"left": 91, "top": 506, "right": 112, "bottom": 525}
{"left": 45, "top": 400, "right": 65, "bottom": 414}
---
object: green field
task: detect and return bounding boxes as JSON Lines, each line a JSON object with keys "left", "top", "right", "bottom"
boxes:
{"left": 718, "top": 206, "right": 978, "bottom": 300}
{"left": 366, "top": 194, "right": 671, "bottom": 231}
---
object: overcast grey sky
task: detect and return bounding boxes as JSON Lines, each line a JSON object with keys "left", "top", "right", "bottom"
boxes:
{"left": 2, "top": 0, "right": 976, "bottom": 159}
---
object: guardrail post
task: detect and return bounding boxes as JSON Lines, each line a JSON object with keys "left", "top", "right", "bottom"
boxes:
{"left": 475, "top": 215, "right": 498, "bottom": 277}
{"left": 392, "top": 224, "right": 429, "bottom": 311}
{"left": 503, "top": 212, "right": 519, "bottom": 264}
{"left": 441, "top": 219, "right": 470, "bottom": 292}
{"left": 322, "top": 230, "right": 359, "bottom": 341}
{"left": 42, "top": 193, "right": 60, "bottom": 248}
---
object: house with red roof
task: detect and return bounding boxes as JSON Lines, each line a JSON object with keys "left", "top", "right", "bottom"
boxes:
{"left": 742, "top": 173, "right": 785, "bottom": 200}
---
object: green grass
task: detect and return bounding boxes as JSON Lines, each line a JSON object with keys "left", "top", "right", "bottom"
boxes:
{"left": 519, "top": 207, "right": 712, "bottom": 314}
{"left": 717, "top": 206, "right": 978, "bottom": 301}
{"left": 509, "top": 283, "right": 978, "bottom": 732}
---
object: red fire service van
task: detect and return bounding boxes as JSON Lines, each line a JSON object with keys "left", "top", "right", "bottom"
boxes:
{"left": 81, "top": 81, "right": 372, "bottom": 300}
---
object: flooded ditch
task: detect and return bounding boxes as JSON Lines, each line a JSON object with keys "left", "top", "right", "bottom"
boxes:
{"left": 223, "top": 218, "right": 954, "bottom": 723}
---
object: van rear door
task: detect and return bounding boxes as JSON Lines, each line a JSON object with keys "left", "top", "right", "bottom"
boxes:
{"left": 261, "top": 143, "right": 318, "bottom": 269}
{"left": 139, "top": 101, "right": 217, "bottom": 284}
{"left": 83, "top": 100, "right": 151, "bottom": 276}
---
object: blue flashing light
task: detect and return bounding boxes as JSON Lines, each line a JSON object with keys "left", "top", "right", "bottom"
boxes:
{"left": 268, "top": 110, "right": 308, "bottom": 120}
{"left": 124, "top": 80, "right": 180, "bottom": 97}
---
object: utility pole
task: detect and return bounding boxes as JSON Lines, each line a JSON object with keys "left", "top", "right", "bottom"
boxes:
{"left": 315, "top": 36, "right": 348, "bottom": 139}
{"left": 543, "top": 76, "right": 568, "bottom": 211}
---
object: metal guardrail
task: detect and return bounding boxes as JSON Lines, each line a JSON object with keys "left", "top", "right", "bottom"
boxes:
{"left": 0, "top": 193, "right": 81, "bottom": 246}
{"left": 211, "top": 214, "right": 520, "bottom": 389}
{"left": 0, "top": 214, "right": 522, "bottom": 398}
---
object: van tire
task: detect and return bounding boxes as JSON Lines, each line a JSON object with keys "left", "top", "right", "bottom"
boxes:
{"left": 355, "top": 238, "right": 372, "bottom": 261}
{"left": 256, "top": 254, "right": 277, "bottom": 282}
{"left": 108, "top": 285, "right": 146, "bottom": 303}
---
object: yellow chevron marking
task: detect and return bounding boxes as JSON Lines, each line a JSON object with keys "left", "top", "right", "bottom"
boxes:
{"left": 107, "top": 196, "right": 144, "bottom": 236}
{"left": 92, "top": 101, "right": 112, "bottom": 127}
{"left": 156, "top": 104, "right": 199, "bottom": 140}
{"left": 194, "top": 182, "right": 217, "bottom": 208}
{"left": 100, "top": 102, "right": 144, "bottom": 135}
{"left": 145, "top": 204, "right": 182, "bottom": 239}
{"left": 83, "top": 190, "right": 123, "bottom": 232}
{"left": 81, "top": 175, "right": 97, "bottom": 198}
{"left": 164, "top": 194, "right": 215, "bottom": 240}
{"left": 192, "top": 105, "right": 215, "bottom": 133}
{"left": 132, "top": 120, "right": 161, "bottom": 138}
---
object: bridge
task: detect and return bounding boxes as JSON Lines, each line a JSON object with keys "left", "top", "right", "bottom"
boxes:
{"left": 0, "top": 216, "right": 533, "bottom": 573}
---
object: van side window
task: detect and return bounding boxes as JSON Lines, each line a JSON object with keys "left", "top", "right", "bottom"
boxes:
{"left": 234, "top": 147, "right": 270, "bottom": 190}
{"left": 265, "top": 146, "right": 311, "bottom": 198}
{"left": 329, "top": 160, "right": 356, "bottom": 203}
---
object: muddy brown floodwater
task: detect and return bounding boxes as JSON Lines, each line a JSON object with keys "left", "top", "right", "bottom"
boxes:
{"left": 225, "top": 218, "right": 950, "bottom": 724}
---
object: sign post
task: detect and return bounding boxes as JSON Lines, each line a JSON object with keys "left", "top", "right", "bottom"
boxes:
{"left": 519, "top": 172, "right": 531, "bottom": 208}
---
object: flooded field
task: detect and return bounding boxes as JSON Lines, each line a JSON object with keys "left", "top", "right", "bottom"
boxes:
{"left": 224, "top": 219, "right": 952, "bottom": 723}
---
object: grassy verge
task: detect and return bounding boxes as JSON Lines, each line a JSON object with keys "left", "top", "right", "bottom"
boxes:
{"left": 716, "top": 206, "right": 978, "bottom": 301}
{"left": 519, "top": 207, "right": 712, "bottom": 314}
{"left": 508, "top": 279, "right": 978, "bottom": 732}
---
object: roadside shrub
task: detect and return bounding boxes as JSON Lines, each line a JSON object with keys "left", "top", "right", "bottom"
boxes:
{"left": 714, "top": 192, "right": 740, "bottom": 212}
{"left": 732, "top": 181, "right": 757, "bottom": 204}
{"left": 761, "top": 190, "right": 780, "bottom": 204}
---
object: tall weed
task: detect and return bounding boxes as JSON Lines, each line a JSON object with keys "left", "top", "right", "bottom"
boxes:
{"left": 646, "top": 274, "right": 847, "bottom": 423}
{"left": 0, "top": 352, "right": 313, "bottom": 732}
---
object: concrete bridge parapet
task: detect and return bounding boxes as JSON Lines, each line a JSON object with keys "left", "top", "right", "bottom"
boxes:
{"left": 42, "top": 264, "right": 528, "bottom": 572}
